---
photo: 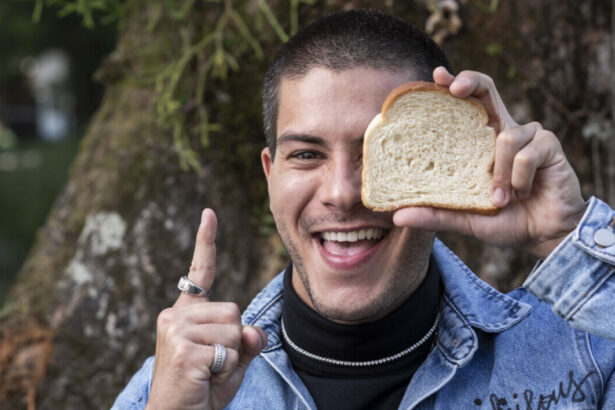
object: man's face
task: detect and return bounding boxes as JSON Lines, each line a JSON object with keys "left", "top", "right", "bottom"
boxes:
{"left": 261, "top": 67, "right": 435, "bottom": 323}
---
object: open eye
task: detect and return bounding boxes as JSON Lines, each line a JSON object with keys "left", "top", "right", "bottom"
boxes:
{"left": 290, "top": 151, "right": 322, "bottom": 160}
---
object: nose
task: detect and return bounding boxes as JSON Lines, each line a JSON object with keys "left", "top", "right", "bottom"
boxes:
{"left": 319, "top": 155, "right": 363, "bottom": 212}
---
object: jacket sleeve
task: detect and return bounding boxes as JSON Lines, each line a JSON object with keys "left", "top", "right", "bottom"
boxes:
{"left": 524, "top": 196, "right": 615, "bottom": 340}
{"left": 111, "top": 356, "right": 154, "bottom": 410}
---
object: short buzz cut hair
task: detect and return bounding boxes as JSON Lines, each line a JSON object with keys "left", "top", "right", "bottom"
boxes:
{"left": 262, "top": 9, "right": 452, "bottom": 158}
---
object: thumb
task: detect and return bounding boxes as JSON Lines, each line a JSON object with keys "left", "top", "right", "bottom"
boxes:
{"left": 237, "top": 326, "right": 267, "bottom": 371}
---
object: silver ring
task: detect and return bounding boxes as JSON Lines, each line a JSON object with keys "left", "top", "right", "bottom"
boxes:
{"left": 177, "top": 276, "right": 211, "bottom": 297}
{"left": 210, "top": 343, "right": 226, "bottom": 374}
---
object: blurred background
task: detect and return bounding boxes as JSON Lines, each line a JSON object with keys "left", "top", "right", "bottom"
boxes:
{"left": 0, "top": 1, "right": 115, "bottom": 306}
{"left": 1, "top": 0, "right": 614, "bottom": 409}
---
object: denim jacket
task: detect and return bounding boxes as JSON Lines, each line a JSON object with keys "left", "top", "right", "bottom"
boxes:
{"left": 113, "top": 197, "right": 615, "bottom": 409}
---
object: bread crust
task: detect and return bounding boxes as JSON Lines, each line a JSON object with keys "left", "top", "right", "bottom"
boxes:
{"left": 366, "top": 201, "right": 500, "bottom": 215}
{"left": 381, "top": 81, "right": 488, "bottom": 122}
{"left": 362, "top": 81, "right": 498, "bottom": 214}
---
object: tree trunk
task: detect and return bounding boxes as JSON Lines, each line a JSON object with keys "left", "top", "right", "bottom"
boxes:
{"left": 0, "top": 0, "right": 612, "bottom": 408}
{"left": 0, "top": 1, "right": 286, "bottom": 408}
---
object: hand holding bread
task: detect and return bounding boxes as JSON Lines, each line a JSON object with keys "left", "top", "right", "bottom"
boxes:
{"left": 391, "top": 67, "right": 586, "bottom": 260}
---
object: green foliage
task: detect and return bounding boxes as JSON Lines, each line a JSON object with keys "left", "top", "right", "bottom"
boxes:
{"left": 31, "top": 0, "right": 316, "bottom": 172}
{"left": 1, "top": 2, "right": 116, "bottom": 120}
{"left": 30, "top": 0, "right": 316, "bottom": 233}
{"left": 473, "top": 0, "right": 500, "bottom": 14}
{"left": 32, "top": 0, "right": 124, "bottom": 28}
{"left": 153, "top": 0, "right": 314, "bottom": 172}
{"left": 485, "top": 42, "right": 501, "bottom": 56}
{"left": 0, "top": 138, "right": 80, "bottom": 306}
{"left": 0, "top": 138, "right": 79, "bottom": 242}
{"left": 0, "top": 124, "right": 17, "bottom": 150}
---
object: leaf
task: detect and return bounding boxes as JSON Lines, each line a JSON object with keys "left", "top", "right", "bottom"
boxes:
{"left": 32, "top": 0, "right": 44, "bottom": 23}
{"left": 485, "top": 43, "right": 501, "bottom": 56}
{"left": 229, "top": 9, "right": 264, "bottom": 59}
{"left": 259, "top": 0, "right": 288, "bottom": 42}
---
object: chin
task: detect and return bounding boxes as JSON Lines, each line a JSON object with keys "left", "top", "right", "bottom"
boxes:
{"left": 309, "top": 286, "right": 401, "bottom": 323}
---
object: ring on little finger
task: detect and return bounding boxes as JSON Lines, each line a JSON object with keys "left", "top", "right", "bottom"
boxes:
{"left": 210, "top": 343, "right": 227, "bottom": 374}
{"left": 177, "top": 275, "right": 211, "bottom": 297}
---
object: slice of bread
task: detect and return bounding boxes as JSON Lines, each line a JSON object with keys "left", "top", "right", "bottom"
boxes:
{"left": 362, "top": 81, "right": 497, "bottom": 214}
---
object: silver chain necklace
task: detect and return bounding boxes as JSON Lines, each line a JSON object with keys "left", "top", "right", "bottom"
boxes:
{"left": 280, "top": 311, "right": 440, "bottom": 367}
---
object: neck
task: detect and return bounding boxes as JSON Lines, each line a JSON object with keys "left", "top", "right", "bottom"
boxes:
{"left": 291, "top": 265, "right": 430, "bottom": 325}
{"left": 281, "top": 260, "right": 441, "bottom": 372}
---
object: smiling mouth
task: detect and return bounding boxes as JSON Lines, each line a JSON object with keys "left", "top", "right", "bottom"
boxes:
{"left": 315, "top": 228, "right": 389, "bottom": 258}
{"left": 320, "top": 228, "right": 387, "bottom": 243}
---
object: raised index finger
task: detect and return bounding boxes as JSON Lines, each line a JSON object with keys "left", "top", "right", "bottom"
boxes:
{"left": 177, "top": 208, "right": 217, "bottom": 305}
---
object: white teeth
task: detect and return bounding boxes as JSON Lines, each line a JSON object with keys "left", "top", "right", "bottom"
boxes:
{"left": 374, "top": 229, "right": 384, "bottom": 239}
{"left": 321, "top": 228, "right": 385, "bottom": 242}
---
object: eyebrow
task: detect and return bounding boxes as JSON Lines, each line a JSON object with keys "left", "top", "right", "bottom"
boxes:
{"left": 277, "top": 133, "right": 329, "bottom": 149}
{"left": 276, "top": 133, "right": 364, "bottom": 149}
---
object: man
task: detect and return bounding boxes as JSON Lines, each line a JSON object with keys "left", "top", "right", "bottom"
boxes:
{"left": 114, "top": 10, "right": 615, "bottom": 409}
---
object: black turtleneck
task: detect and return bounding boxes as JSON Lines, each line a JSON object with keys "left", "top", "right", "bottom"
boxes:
{"left": 281, "top": 260, "right": 441, "bottom": 410}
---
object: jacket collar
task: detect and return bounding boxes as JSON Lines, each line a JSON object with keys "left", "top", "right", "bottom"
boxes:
{"left": 241, "top": 271, "right": 285, "bottom": 350}
{"left": 242, "top": 239, "right": 532, "bottom": 352}
{"left": 432, "top": 239, "right": 531, "bottom": 333}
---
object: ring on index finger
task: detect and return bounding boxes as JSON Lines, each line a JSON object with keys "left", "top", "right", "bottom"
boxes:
{"left": 177, "top": 275, "right": 211, "bottom": 297}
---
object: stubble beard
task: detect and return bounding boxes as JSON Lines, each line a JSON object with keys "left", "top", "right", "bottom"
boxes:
{"left": 274, "top": 214, "right": 435, "bottom": 323}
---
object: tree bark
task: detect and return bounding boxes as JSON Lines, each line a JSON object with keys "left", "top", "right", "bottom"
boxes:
{"left": 0, "top": 2, "right": 286, "bottom": 408}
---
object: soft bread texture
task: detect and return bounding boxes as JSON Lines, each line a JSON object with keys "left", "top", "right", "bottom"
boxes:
{"left": 362, "top": 81, "right": 497, "bottom": 213}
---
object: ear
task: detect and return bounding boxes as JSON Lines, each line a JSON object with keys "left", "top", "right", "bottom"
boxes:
{"left": 261, "top": 147, "right": 273, "bottom": 183}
